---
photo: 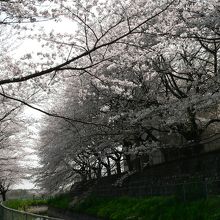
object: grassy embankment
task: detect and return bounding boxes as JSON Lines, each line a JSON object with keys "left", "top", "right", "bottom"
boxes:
{"left": 4, "top": 194, "right": 220, "bottom": 220}
{"left": 4, "top": 199, "right": 47, "bottom": 211}
{"left": 47, "top": 195, "right": 220, "bottom": 220}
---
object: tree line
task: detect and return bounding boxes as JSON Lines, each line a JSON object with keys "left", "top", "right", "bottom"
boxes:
{"left": 0, "top": 0, "right": 219, "bottom": 193}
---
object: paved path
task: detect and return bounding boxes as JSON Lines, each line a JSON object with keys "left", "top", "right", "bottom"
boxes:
{"left": 27, "top": 205, "right": 48, "bottom": 214}
{"left": 48, "top": 206, "right": 105, "bottom": 220}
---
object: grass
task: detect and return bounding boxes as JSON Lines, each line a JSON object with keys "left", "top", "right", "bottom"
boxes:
{"left": 6, "top": 194, "right": 220, "bottom": 220}
{"left": 48, "top": 194, "right": 220, "bottom": 220}
{"left": 4, "top": 199, "right": 48, "bottom": 211}
{"left": 47, "top": 193, "right": 72, "bottom": 209}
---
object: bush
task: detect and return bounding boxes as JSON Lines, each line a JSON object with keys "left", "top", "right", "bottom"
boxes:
{"left": 72, "top": 196, "right": 220, "bottom": 220}
{"left": 4, "top": 199, "right": 47, "bottom": 211}
{"left": 175, "top": 182, "right": 207, "bottom": 202}
{"left": 47, "top": 193, "right": 71, "bottom": 209}
{"left": 39, "top": 193, "right": 220, "bottom": 220}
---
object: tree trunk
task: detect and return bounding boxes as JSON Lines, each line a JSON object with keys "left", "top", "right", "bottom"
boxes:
{"left": 116, "top": 160, "right": 121, "bottom": 174}
{"left": 2, "top": 191, "right": 6, "bottom": 201}
{"left": 106, "top": 166, "right": 111, "bottom": 176}
{"left": 125, "top": 155, "right": 133, "bottom": 171}
{"left": 88, "top": 168, "right": 92, "bottom": 180}
{"left": 106, "top": 157, "right": 111, "bottom": 176}
{"left": 97, "top": 164, "right": 102, "bottom": 179}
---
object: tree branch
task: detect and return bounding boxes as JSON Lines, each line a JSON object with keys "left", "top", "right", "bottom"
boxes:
{"left": 0, "top": 0, "right": 175, "bottom": 86}
{"left": 0, "top": 92, "right": 111, "bottom": 128}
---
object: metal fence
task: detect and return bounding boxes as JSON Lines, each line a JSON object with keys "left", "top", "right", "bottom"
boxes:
{"left": 0, "top": 203, "right": 64, "bottom": 220}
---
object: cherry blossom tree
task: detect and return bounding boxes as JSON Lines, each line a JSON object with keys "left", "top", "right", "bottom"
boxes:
{"left": 1, "top": 0, "right": 219, "bottom": 192}
{"left": 0, "top": 126, "right": 24, "bottom": 201}
{"left": 33, "top": 0, "right": 220, "bottom": 191}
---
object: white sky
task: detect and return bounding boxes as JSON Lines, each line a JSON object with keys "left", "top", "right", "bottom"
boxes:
{"left": 10, "top": 15, "right": 78, "bottom": 190}
{"left": 7, "top": 7, "right": 79, "bottom": 190}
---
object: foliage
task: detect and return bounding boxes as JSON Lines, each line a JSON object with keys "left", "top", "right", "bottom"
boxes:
{"left": 36, "top": 0, "right": 220, "bottom": 192}
{"left": 47, "top": 193, "right": 72, "bottom": 209}
{"left": 0, "top": 126, "right": 25, "bottom": 201}
{"left": 6, "top": 195, "right": 220, "bottom": 220}
{"left": 72, "top": 196, "right": 220, "bottom": 220}
{"left": 0, "top": 0, "right": 220, "bottom": 194}
{"left": 175, "top": 182, "right": 208, "bottom": 202}
{"left": 4, "top": 199, "right": 47, "bottom": 211}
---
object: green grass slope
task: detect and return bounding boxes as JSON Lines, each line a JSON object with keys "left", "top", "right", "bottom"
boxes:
{"left": 48, "top": 195, "right": 220, "bottom": 220}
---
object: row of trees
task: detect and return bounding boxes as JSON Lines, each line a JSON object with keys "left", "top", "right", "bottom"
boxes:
{"left": 34, "top": 0, "right": 220, "bottom": 191}
{"left": 0, "top": 0, "right": 220, "bottom": 193}
{"left": 0, "top": 0, "right": 57, "bottom": 199}
{"left": 0, "top": 100, "right": 25, "bottom": 200}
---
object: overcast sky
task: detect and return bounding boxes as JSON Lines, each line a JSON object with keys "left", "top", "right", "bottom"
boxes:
{"left": 10, "top": 16, "right": 77, "bottom": 189}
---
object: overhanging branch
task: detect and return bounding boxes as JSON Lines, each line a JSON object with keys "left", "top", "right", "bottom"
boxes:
{"left": 0, "top": 0, "right": 175, "bottom": 86}
{"left": 0, "top": 92, "right": 110, "bottom": 128}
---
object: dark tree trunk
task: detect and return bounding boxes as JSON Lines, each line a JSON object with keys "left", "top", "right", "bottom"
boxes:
{"left": 101, "top": 158, "right": 111, "bottom": 176}
{"left": 88, "top": 168, "right": 92, "bottom": 180}
{"left": 123, "top": 140, "right": 134, "bottom": 172}
{"left": 97, "top": 165, "right": 102, "bottom": 179}
{"left": 125, "top": 154, "right": 133, "bottom": 171}
{"left": 116, "top": 160, "right": 121, "bottom": 174}
{"left": 93, "top": 166, "right": 102, "bottom": 180}
{"left": 2, "top": 191, "right": 6, "bottom": 201}
{"left": 106, "top": 166, "right": 111, "bottom": 176}
{"left": 106, "top": 157, "right": 111, "bottom": 176}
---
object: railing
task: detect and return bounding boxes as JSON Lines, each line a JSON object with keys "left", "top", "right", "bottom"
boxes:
{"left": 0, "top": 203, "right": 64, "bottom": 220}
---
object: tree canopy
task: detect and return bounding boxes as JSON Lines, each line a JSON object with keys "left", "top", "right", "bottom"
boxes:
{"left": 0, "top": 0, "right": 220, "bottom": 192}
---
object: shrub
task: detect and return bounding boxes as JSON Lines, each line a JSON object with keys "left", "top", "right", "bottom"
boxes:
{"left": 4, "top": 199, "right": 47, "bottom": 211}
{"left": 47, "top": 193, "right": 71, "bottom": 209}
